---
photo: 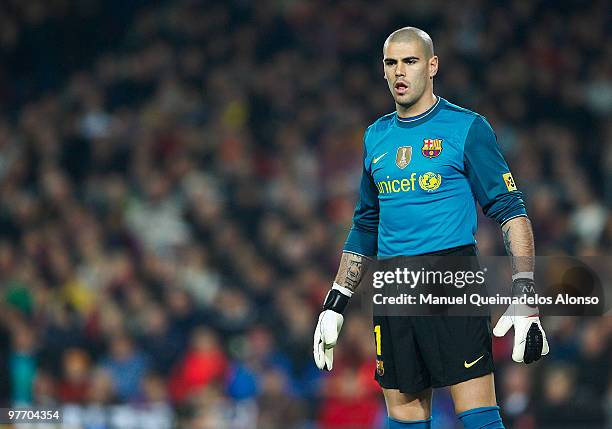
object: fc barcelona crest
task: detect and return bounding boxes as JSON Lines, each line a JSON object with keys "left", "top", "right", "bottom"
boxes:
{"left": 376, "top": 359, "right": 385, "bottom": 376}
{"left": 395, "top": 146, "right": 412, "bottom": 169}
{"left": 422, "top": 139, "right": 443, "bottom": 158}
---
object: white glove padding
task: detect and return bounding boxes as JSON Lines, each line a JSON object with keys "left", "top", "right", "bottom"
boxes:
{"left": 313, "top": 283, "right": 353, "bottom": 370}
{"left": 493, "top": 304, "right": 549, "bottom": 363}
{"left": 313, "top": 309, "right": 344, "bottom": 370}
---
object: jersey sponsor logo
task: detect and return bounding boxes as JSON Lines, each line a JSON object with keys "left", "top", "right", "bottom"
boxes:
{"left": 418, "top": 172, "right": 442, "bottom": 191}
{"left": 503, "top": 172, "right": 517, "bottom": 191}
{"left": 376, "top": 359, "right": 385, "bottom": 376}
{"left": 372, "top": 152, "right": 388, "bottom": 164}
{"left": 422, "top": 138, "right": 443, "bottom": 158}
{"left": 464, "top": 354, "right": 485, "bottom": 368}
{"left": 395, "top": 146, "right": 412, "bottom": 169}
{"left": 376, "top": 173, "right": 417, "bottom": 194}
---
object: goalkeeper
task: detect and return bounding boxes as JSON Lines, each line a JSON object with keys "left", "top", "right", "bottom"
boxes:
{"left": 313, "top": 27, "right": 548, "bottom": 429}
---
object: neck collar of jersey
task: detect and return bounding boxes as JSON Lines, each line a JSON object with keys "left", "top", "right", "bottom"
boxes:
{"left": 395, "top": 96, "right": 442, "bottom": 128}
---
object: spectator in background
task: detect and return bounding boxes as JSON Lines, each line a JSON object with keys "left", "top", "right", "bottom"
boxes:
{"left": 576, "top": 321, "right": 611, "bottom": 403}
{"left": 169, "top": 326, "right": 227, "bottom": 403}
{"left": 257, "top": 368, "right": 307, "bottom": 429}
{"left": 9, "top": 323, "right": 37, "bottom": 405}
{"left": 57, "top": 348, "right": 91, "bottom": 404}
{"left": 138, "top": 373, "right": 174, "bottom": 429}
{"left": 101, "top": 334, "right": 150, "bottom": 402}
{"left": 139, "top": 303, "right": 183, "bottom": 375}
{"left": 499, "top": 365, "right": 534, "bottom": 429}
{"left": 226, "top": 326, "right": 293, "bottom": 401}
{"left": 0, "top": 319, "right": 11, "bottom": 407}
{"left": 535, "top": 363, "right": 606, "bottom": 428}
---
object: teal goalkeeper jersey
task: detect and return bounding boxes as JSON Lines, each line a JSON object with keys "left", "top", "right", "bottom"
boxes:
{"left": 343, "top": 96, "right": 527, "bottom": 258}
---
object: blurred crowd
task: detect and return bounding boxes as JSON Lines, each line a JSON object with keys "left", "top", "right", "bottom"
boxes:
{"left": 0, "top": 0, "right": 611, "bottom": 428}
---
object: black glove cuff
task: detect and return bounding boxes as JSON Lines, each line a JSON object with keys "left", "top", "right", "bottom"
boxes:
{"left": 323, "top": 289, "right": 350, "bottom": 314}
{"left": 512, "top": 278, "right": 536, "bottom": 298}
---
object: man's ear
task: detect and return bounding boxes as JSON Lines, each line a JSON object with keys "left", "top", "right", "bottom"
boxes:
{"left": 429, "top": 56, "right": 439, "bottom": 79}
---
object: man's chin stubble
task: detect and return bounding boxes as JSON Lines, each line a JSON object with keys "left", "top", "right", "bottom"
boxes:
{"left": 396, "top": 97, "right": 417, "bottom": 108}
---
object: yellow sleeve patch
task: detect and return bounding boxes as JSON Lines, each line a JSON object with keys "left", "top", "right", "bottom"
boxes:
{"left": 502, "top": 172, "right": 517, "bottom": 191}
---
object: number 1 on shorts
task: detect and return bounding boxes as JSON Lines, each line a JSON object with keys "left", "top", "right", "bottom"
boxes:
{"left": 374, "top": 325, "right": 381, "bottom": 356}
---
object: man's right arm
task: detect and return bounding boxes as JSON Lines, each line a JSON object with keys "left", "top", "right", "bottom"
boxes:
{"left": 330, "top": 132, "right": 380, "bottom": 296}
{"left": 336, "top": 129, "right": 380, "bottom": 293}
{"left": 314, "top": 133, "right": 379, "bottom": 370}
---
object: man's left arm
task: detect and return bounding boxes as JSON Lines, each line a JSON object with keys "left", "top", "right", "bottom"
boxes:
{"left": 501, "top": 215, "right": 534, "bottom": 277}
{"left": 464, "top": 115, "right": 549, "bottom": 364}
{"left": 495, "top": 216, "right": 549, "bottom": 363}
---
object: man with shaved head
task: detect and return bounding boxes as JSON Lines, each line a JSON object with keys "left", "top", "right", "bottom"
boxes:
{"left": 384, "top": 27, "right": 434, "bottom": 63}
{"left": 314, "top": 27, "right": 549, "bottom": 428}
{"left": 382, "top": 27, "right": 435, "bottom": 115}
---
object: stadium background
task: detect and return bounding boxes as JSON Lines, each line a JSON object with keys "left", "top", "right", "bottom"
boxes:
{"left": 0, "top": 0, "right": 610, "bottom": 428}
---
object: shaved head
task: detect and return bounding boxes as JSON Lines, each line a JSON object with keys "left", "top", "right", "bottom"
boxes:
{"left": 383, "top": 27, "right": 434, "bottom": 59}
{"left": 381, "top": 26, "right": 438, "bottom": 116}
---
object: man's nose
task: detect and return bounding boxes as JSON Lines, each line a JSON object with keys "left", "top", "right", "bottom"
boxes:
{"left": 395, "top": 63, "right": 406, "bottom": 76}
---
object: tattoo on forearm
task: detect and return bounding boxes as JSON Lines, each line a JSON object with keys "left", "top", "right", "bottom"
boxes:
{"left": 501, "top": 217, "right": 535, "bottom": 275}
{"left": 335, "top": 252, "right": 371, "bottom": 292}
{"left": 345, "top": 258, "right": 362, "bottom": 289}
{"left": 502, "top": 227, "right": 517, "bottom": 273}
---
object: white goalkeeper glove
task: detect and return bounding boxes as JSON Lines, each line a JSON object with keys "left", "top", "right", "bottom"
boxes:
{"left": 313, "top": 283, "right": 353, "bottom": 371}
{"left": 493, "top": 277, "right": 550, "bottom": 363}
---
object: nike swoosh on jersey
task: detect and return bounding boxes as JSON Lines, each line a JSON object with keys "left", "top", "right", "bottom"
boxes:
{"left": 464, "top": 354, "right": 485, "bottom": 368}
{"left": 372, "top": 152, "right": 388, "bottom": 164}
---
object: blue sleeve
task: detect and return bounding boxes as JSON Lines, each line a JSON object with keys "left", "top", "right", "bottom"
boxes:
{"left": 343, "top": 131, "right": 379, "bottom": 256}
{"left": 464, "top": 116, "right": 527, "bottom": 225}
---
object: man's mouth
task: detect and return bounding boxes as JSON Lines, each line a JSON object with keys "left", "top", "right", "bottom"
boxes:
{"left": 394, "top": 81, "right": 409, "bottom": 95}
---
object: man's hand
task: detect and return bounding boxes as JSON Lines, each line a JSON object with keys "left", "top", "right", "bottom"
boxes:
{"left": 493, "top": 303, "right": 549, "bottom": 363}
{"left": 313, "top": 283, "right": 353, "bottom": 370}
{"left": 313, "top": 310, "right": 344, "bottom": 370}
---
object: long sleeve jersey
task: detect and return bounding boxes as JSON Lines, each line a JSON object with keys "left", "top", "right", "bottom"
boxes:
{"left": 344, "top": 96, "right": 526, "bottom": 258}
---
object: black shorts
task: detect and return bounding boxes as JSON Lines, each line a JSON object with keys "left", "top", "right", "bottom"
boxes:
{"left": 373, "top": 245, "right": 495, "bottom": 394}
